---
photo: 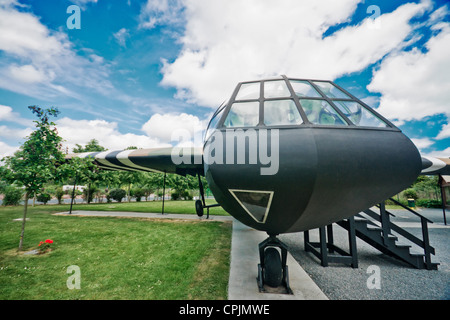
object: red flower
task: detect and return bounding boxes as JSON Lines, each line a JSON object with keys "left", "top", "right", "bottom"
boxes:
{"left": 45, "top": 239, "right": 53, "bottom": 244}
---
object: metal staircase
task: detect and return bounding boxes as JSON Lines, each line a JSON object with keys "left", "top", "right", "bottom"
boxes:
{"left": 304, "top": 199, "right": 439, "bottom": 270}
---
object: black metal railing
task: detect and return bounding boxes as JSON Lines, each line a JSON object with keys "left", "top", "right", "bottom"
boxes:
{"left": 384, "top": 198, "right": 436, "bottom": 269}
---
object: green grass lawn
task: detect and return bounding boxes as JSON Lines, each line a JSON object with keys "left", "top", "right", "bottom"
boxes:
{"left": 0, "top": 201, "right": 232, "bottom": 300}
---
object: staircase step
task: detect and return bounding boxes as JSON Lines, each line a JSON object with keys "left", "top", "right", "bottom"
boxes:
{"left": 338, "top": 213, "right": 438, "bottom": 270}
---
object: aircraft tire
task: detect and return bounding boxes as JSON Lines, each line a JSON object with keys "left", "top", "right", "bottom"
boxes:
{"left": 195, "top": 200, "right": 204, "bottom": 217}
{"left": 263, "top": 247, "right": 282, "bottom": 287}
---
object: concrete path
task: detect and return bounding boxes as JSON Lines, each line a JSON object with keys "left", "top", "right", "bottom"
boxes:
{"left": 56, "top": 211, "right": 328, "bottom": 300}
{"left": 228, "top": 220, "right": 328, "bottom": 300}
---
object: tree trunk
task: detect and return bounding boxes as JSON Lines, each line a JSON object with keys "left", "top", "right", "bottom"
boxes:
{"left": 18, "top": 192, "right": 29, "bottom": 251}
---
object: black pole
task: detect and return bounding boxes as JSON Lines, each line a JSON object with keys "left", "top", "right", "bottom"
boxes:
{"left": 69, "top": 173, "right": 78, "bottom": 214}
{"left": 162, "top": 171, "right": 166, "bottom": 215}
{"left": 198, "top": 174, "right": 206, "bottom": 207}
{"left": 439, "top": 175, "right": 447, "bottom": 225}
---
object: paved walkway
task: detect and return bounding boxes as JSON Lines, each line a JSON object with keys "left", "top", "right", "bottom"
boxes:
{"left": 56, "top": 210, "right": 328, "bottom": 300}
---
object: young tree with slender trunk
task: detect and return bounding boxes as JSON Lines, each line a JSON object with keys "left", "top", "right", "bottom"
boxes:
{"left": 0, "top": 106, "right": 65, "bottom": 250}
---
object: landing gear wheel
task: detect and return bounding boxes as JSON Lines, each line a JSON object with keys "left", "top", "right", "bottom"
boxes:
{"left": 195, "top": 199, "right": 204, "bottom": 217}
{"left": 263, "top": 247, "right": 282, "bottom": 287}
{"left": 257, "top": 235, "right": 293, "bottom": 294}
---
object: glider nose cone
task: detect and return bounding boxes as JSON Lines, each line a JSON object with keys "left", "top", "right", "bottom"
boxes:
{"left": 205, "top": 128, "right": 421, "bottom": 235}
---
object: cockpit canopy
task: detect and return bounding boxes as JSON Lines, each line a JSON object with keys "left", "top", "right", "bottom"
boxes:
{"left": 206, "top": 76, "right": 395, "bottom": 140}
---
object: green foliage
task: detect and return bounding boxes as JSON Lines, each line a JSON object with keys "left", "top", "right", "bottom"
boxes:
{"left": 0, "top": 106, "right": 65, "bottom": 250}
{"left": 36, "top": 193, "right": 51, "bottom": 205}
{"left": 82, "top": 185, "right": 98, "bottom": 204}
{"left": 415, "top": 199, "right": 442, "bottom": 208}
{"left": 0, "top": 106, "right": 65, "bottom": 196}
{"left": 404, "top": 188, "right": 418, "bottom": 200}
{"left": 72, "top": 139, "right": 107, "bottom": 153}
{"left": 108, "top": 188, "right": 126, "bottom": 202}
{"left": 55, "top": 187, "right": 64, "bottom": 204}
{"left": 171, "top": 191, "right": 180, "bottom": 200}
{"left": 2, "top": 186, "right": 23, "bottom": 206}
{"left": 131, "top": 187, "right": 145, "bottom": 202}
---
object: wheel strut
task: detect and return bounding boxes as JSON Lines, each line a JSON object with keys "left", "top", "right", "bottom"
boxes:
{"left": 257, "top": 234, "right": 293, "bottom": 294}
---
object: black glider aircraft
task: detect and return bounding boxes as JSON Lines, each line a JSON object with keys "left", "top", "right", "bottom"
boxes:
{"left": 67, "top": 76, "right": 450, "bottom": 292}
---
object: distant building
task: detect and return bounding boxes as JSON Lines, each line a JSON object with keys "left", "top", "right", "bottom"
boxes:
{"left": 62, "top": 185, "right": 86, "bottom": 192}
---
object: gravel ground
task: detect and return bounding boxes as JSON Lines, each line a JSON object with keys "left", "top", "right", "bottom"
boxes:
{"left": 280, "top": 208, "right": 450, "bottom": 300}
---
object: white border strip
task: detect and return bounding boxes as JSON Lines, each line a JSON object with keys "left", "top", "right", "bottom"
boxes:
{"left": 229, "top": 189, "right": 274, "bottom": 224}
{"left": 94, "top": 151, "right": 140, "bottom": 172}
{"left": 116, "top": 150, "right": 163, "bottom": 173}
{"left": 421, "top": 156, "right": 447, "bottom": 173}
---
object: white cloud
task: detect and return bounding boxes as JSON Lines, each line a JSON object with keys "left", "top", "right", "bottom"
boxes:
{"left": 56, "top": 117, "right": 171, "bottom": 152}
{"left": 367, "top": 17, "right": 450, "bottom": 122}
{"left": 411, "top": 137, "right": 434, "bottom": 151}
{"left": 113, "top": 28, "right": 130, "bottom": 47}
{"left": 157, "top": 0, "right": 432, "bottom": 107}
{"left": 141, "top": 112, "right": 207, "bottom": 146}
{"left": 0, "top": 141, "right": 18, "bottom": 161}
{"left": 9, "top": 64, "right": 48, "bottom": 84}
{"left": 70, "top": 0, "right": 98, "bottom": 9}
{"left": 0, "top": 125, "right": 32, "bottom": 140}
{"left": 0, "top": 1, "right": 113, "bottom": 102}
{"left": 139, "top": 0, "right": 185, "bottom": 29}
{"left": 424, "top": 147, "right": 450, "bottom": 158}
{"left": 0, "top": 105, "right": 15, "bottom": 121}
{"left": 436, "top": 121, "right": 450, "bottom": 140}
{"left": 0, "top": 104, "right": 32, "bottom": 126}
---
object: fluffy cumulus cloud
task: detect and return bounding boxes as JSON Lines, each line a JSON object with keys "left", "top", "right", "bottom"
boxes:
{"left": 368, "top": 20, "right": 450, "bottom": 123}
{"left": 436, "top": 122, "right": 450, "bottom": 140}
{"left": 56, "top": 117, "right": 171, "bottom": 152}
{"left": 142, "top": 112, "right": 207, "bottom": 146}
{"left": 156, "top": 0, "right": 434, "bottom": 107}
{"left": 139, "top": 0, "right": 185, "bottom": 29}
{"left": 0, "top": 0, "right": 112, "bottom": 101}
{"left": 0, "top": 141, "right": 19, "bottom": 160}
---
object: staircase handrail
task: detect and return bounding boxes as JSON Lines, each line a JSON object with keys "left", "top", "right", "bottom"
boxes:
{"left": 388, "top": 198, "right": 433, "bottom": 223}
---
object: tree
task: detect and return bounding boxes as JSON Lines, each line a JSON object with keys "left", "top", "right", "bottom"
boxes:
{"left": 72, "top": 139, "right": 107, "bottom": 153}
{"left": 0, "top": 106, "right": 65, "bottom": 250}
{"left": 117, "top": 171, "right": 142, "bottom": 202}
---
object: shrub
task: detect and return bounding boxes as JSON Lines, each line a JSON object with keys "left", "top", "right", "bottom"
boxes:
{"left": 416, "top": 199, "right": 442, "bottom": 208}
{"left": 36, "top": 193, "right": 51, "bottom": 205}
{"left": 109, "top": 188, "right": 126, "bottom": 202}
{"left": 182, "top": 190, "right": 193, "bottom": 200}
{"left": 131, "top": 187, "right": 145, "bottom": 202}
{"left": 82, "top": 185, "right": 97, "bottom": 204}
{"left": 171, "top": 192, "right": 180, "bottom": 200}
{"left": 404, "top": 188, "right": 418, "bottom": 200}
{"left": 2, "top": 186, "right": 23, "bottom": 206}
{"left": 55, "top": 187, "right": 64, "bottom": 204}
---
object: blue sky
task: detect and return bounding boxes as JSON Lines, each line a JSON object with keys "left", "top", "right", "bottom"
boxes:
{"left": 0, "top": 0, "right": 449, "bottom": 158}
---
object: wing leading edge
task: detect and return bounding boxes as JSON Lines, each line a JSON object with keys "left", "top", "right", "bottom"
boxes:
{"left": 421, "top": 156, "right": 450, "bottom": 175}
{"left": 65, "top": 147, "right": 204, "bottom": 176}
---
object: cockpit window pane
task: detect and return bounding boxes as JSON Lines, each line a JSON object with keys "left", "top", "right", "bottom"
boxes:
{"left": 300, "top": 99, "right": 348, "bottom": 126}
{"left": 205, "top": 105, "right": 226, "bottom": 140}
{"left": 264, "top": 80, "right": 291, "bottom": 98}
{"left": 235, "top": 82, "right": 260, "bottom": 100}
{"left": 332, "top": 101, "right": 389, "bottom": 127}
{"left": 312, "top": 81, "right": 351, "bottom": 99}
{"left": 290, "top": 80, "right": 321, "bottom": 98}
{"left": 223, "top": 101, "right": 259, "bottom": 128}
{"left": 264, "top": 100, "right": 303, "bottom": 126}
